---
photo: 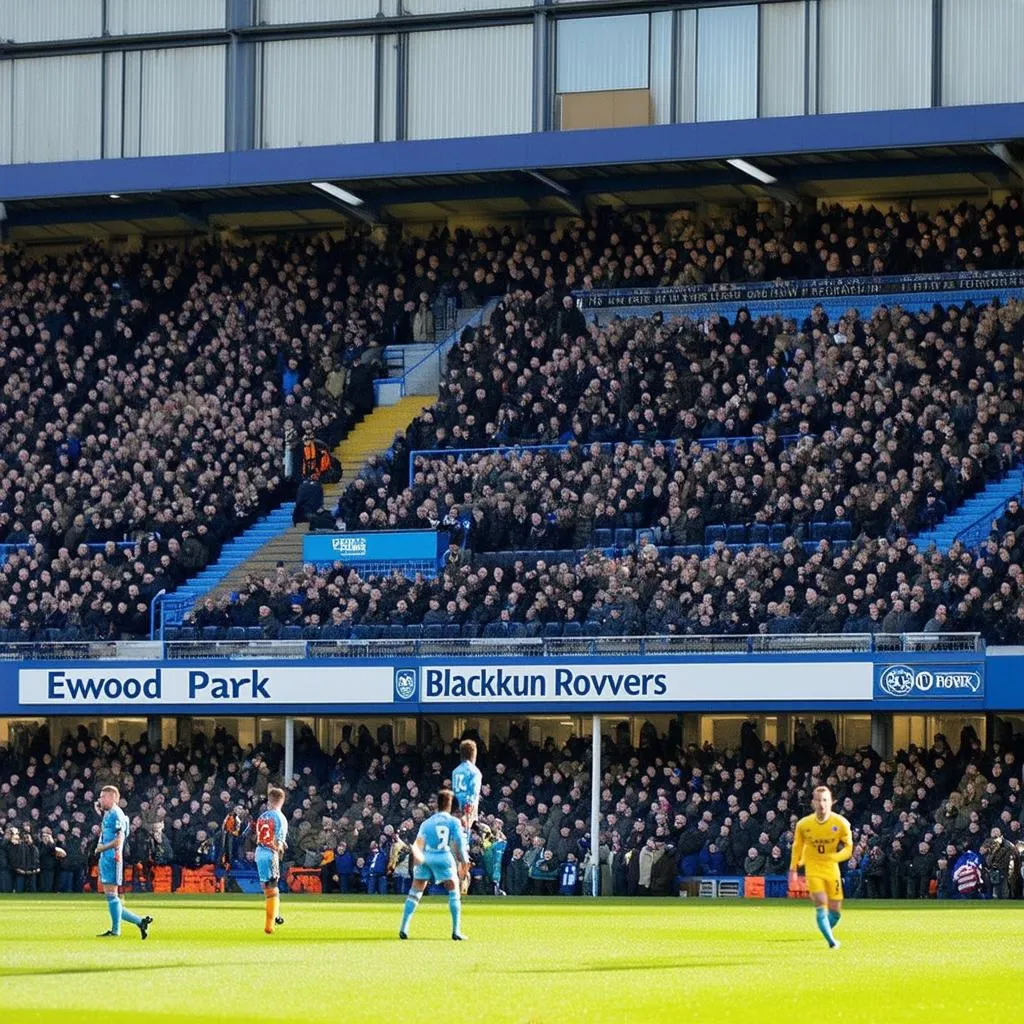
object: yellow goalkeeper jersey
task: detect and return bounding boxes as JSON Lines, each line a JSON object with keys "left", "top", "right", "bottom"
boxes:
{"left": 790, "top": 812, "right": 853, "bottom": 879}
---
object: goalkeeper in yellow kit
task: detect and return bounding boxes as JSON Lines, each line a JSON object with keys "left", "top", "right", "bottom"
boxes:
{"left": 788, "top": 785, "right": 853, "bottom": 949}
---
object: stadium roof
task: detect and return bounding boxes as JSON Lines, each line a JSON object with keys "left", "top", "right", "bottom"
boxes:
{"left": 2, "top": 103, "right": 1023, "bottom": 243}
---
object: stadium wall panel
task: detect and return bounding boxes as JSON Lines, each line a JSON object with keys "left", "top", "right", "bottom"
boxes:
{"left": 10, "top": 55, "right": 103, "bottom": 164}
{"left": 674, "top": 9, "right": 697, "bottom": 123}
{"left": 0, "top": 61, "right": 10, "bottom": 164}
{"left": 555, "top": 13, "right": 649, "bottom": 94}
{"left": 818, "top": 0, "right": 931, "bottom": 113}
{"left": 649, "top": 11, "right": 674, "bottom": 125}
{"left": 407, "top": 25, "right": 532, "bottom": 140}
{"left": 258, "top": 0, "right": 381, "bottom": 24}
{"left": 136, "top": 46, "right": 227, "bottom": 157}
{"left": 0, "top": 0, "right": 103, "bottom": 42}
{"left": 942, "top": 0, "right": 1024, "bottom": 107}
{"left": 403, "top": 0, "right": 532, "bottom": 12}
{"left": 378, "top": 33, "right": 400, "bottom": 143}
{"left": 759, "top": 0, "right": 807, "bottom": 117}
{"left": 104, "top": 0, "right": 225, "bottom": 34}
{"left": 695, "top": 3, "right": 758, "bottom": 123}
{"left": 260, "top": 37, "right": 376, "bottom": 149}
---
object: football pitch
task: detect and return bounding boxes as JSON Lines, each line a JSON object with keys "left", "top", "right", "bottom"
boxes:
{"left": 1, "top": 896, "right": 1022, "bottom": 1023}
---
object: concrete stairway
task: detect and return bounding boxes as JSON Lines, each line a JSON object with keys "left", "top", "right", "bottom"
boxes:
{"left": 913, "top": 464, "right": 1024, "bottom": 553}
{"left": 204, "top": 393, "right": 436, "bottom": 597}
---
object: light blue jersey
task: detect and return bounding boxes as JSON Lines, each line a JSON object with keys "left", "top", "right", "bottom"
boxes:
{"left": 252, "top": 808, "right": 288, "bottom": 886}
{"left": 99, "top": 806, "right": 129, "bottom": 886}
{"left": 413, "top": 811, "right": 466, "bottom": 885}
{"left": 451, "top": 761, "right": 482, "bottom": 812}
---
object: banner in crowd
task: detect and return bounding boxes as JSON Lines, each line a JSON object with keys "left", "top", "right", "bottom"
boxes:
{"left": 574, "top": 269, "right": 1024, "bottom": 310}
{"left": 302, "top": 530, "right": 447, "bottom": 565}
{"left": 8, "top": 652, "right": 988, "bottom": 713}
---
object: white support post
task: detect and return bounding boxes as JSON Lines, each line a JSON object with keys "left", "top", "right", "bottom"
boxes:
{"left": 284, "top": 716, "right": 295, "bottom": 783}
{"left": 590, "top": 714, "right": 601, "bottom": 896}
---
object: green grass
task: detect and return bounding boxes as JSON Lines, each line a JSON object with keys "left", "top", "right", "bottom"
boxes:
{"left": 1, "top": 895, "right": 1022, "bottom": 1023}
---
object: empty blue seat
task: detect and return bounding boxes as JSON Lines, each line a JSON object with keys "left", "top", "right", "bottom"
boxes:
{"left": 614, "top": 528, "right": 634, "bottom": 550}
{"left": 725, "top": 524, "right": 746, "bottom": 546}
{"left": 405, "top": 624, "right": 423, "bottom": 639}
{"left": 680, "top": 545, "right": 703, "bottom": 557}
{"left": 177, "top": 626, "right": 196, "bottom": 641}
{"left": 386, "top": 625, "right": 406, "bottom": 639}
{"left": 201, "top": 626, "right": 220, "bottom": 641}
{"left": 461, "top": 623, "right": 480, "bottom": 638}
{"left": 543, "top": 622, "right": 563, "bottom": 637}
{"left": 226, "top": 626, "right": 246, "bottom": 640}
{"left": 423, "top": 624, "right": 445, "bottom": 640}
{"left": 351, "top": 625, "right": 374, "bottom": 640}
{"left": 563, "top": 621, "right": 583, "bottom": 638}
{"left": 810, "top": 522, "right": 830, "bottom": 542}
{"left": 833, "top": 520, "right": 853, "bottom": 542}
{"left": 749, "top": 524, "right": 769, "bottom": 546}
{"left": 244, "top": 626, "right": 263, "bottom": 641}
{"left": 523, "top": 621, "right": 542, "bottom": 637}
{"left": 705, "top": 524, "right": 727, "bottom": 545}
{"left": 768, "top": 524, "right": 788, "bottom": 545}
{"left": 442, "top": 624, "right": 461, "bottom": 639}
{"left": 593, "top": 528, "right": 613, "bottom": 548}
{"left": 280, "top": 625, "right": 303, "bottom": 640}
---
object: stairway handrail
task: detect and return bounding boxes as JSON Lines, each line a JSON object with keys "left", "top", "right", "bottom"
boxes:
{"left": 953, "top": 466, "right": 1024, "bottom": 551}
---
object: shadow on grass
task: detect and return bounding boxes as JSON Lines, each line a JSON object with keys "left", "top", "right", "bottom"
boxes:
{"left": 509, "top": 958, "right": 754, "bottom": 975}
{"left": 0, "top": 961, "right": 248, "bottom": 980}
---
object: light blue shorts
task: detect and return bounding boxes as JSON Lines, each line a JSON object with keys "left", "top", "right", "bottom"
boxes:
{"left": 98, "top": 850, "right": 123, "bottom": 887}
{"left": 255, "top": 847, "right": 280, "bottom": 885}
{"left": 413, "top": 854, "right": 457, "bottom": 885}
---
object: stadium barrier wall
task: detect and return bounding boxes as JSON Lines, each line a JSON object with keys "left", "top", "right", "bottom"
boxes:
{"left": 2, "top": 645, "right": 1012, "bottom": 715}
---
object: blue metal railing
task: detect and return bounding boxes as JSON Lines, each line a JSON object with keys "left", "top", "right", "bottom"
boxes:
{"left": 955, "top": 475, "right": 1024, "bottom": 551}
{"left": 408, "top": 434, "right": 810, "bottom": 487}
{"left": 373, "top": 298, "right": 499, "bottom": 403}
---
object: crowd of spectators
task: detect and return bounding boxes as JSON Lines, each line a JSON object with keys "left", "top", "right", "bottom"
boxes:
{"left": 2, "top": 717, "right": 1022, "bottom": 899}
{"left": 1, "top": 195, "right": 1024, "bottom": 641}
{"left": 188, "top": 520, "right": 1024, "bottom": 641}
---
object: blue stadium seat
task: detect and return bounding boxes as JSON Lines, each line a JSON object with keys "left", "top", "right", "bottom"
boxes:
{"left": 461, "top": 623, "right": 480, "bottom": 638}
{"left": 280, "top": 625, "right": 303, "bottom": 640}
{"left": 593, "top": 528, "right": 613, "bottom": 549}
{"left": 768, "top": 524, "right": 788, "bottom": 545}
{"left": 543, "top": 622, "right": 563, "bottom": 637}
{"left": 442, "top": 624, "right": 461, "bottom": 639}
{"left": 680, "top": 545, "right": 703, "bottom": 558}
{"left": 705, "top": 524, "right": 726, "bottom": 545}
{"left": 522, "top": 621, "right": 542, "bottom": 637}
{"left": 201, "top": 626, "right": 220, "bottom": 641}
{"left": 563, "top": 621, "right": 583, "bottom": 638}
{"left": 244, "top": 627, "right": 263, "bottom": 641}
{"left": 351, "top": 625, "right": 373, "bottom": 640}
{"left": 810, "top": 522, "right": 830, "bottom": 542}
{"left": 226, "top": 626, "right": 246, "bottom": 641}
{"left": 725, "top": 524, "right": 746, "bottom": 547}
{"left": 636, "top": 528, "right": 657, "bottom": 545}
{"left": 833, "top": 520, "right": 853, "bottom": 542}
{"left": 164, "top": 628, "right": 182, "bottom": 641}
{"left": 386, "top": 625, "right": 406, "bottom": 640}
{"left": 423, "top": 624, "right": 445, "bottom": 641}
{"left": 177, "top": 627, "right": 196, "bottom": 641}
{"left": 614, "top": 528, "right": 634, "bottom": 550}
{"left": 749, "top": 524, "right": 769, "bottom": 546}
{"left": 405, "top": 624, "right": 423, "bottom": 639}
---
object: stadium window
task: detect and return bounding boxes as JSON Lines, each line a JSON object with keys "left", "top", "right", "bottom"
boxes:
{"left": 0, "top": 717, "right": 45, "bottom": 753}
{"left": 892, "top": 714, "right": 927, "bottom": 752}
{"left": 100, "top": 717, "right": 148, "bottom": 744}
{"left": 840, "top": 715, "right": 872, "bottom": 752}
{"left": 926, "top": 715, "right": 986, "bottom": 751}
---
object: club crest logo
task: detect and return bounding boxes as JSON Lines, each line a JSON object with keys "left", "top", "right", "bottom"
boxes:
{"left": 878, "top": 664, "right": 915, "bottom": 697}
{"left": 394, "top": 668, "right": 418, "bottom": 701}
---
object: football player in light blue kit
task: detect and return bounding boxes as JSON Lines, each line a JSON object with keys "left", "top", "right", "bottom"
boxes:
{"left": 247, "top": 786, "right": 288, "bottom": 934}
{"left": 451, "top": 739, "right": 485, "bottom": 893}
{"left": 399, "top": 788, "right": 468, "bottom": 941}
{"left": 95, "top": 785, "right": 152, "bottom": 939}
